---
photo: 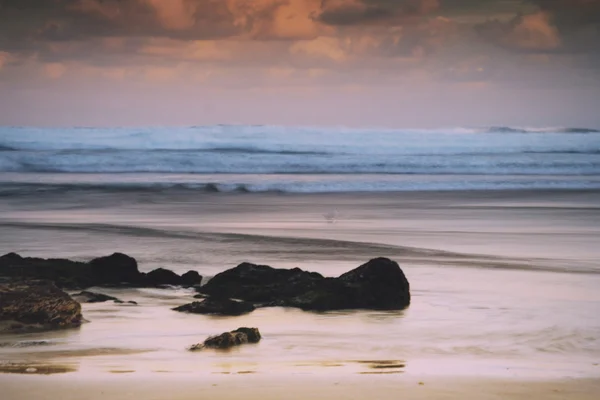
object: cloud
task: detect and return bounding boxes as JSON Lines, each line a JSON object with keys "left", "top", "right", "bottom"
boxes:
{"left": 531, "top": 0, "right": 600, "bottom": 27}
{"left": 225, "top": 0, "right": 326, "bottom": 39}
{"left": 477, "top": 11, "right": 562, "bottom": 52}
{"left": 290, "top": 36, "right": 348, "bottom": 62}
{"left": 506, "top": 11, "right": 560, "bottom": 50}
{"left": 0, "top": 52, "right": 15, "bottom": 70}
{"left": 142, "top": 0, "right": 198, "bottom": 30}
{"left": 43, "top": 62, "right": 67, "bottom": 79}
{"left": 139, "top": 39, "right": 233, "bottom": 62}
{"left": 316, "top": 0, "right": 440, "bottom": 26}
{"left": 0, "top": 0, "right": 598, "bottom": 97}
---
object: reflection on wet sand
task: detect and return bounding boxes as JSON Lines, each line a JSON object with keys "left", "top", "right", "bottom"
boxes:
{"left": 6, "top": 348, "right": 153, "bottom": 359}
{"left": 0, "top": 362, "right": 78, "bottom": 375}
{"left": 357, "top": 360, "right": 406, "bottom": 374}
{"left": 294, "top": 359, "right": 406, "bottom": 374}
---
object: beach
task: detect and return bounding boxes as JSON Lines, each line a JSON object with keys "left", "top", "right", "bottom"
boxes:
{"left": 1, "top": 187, "right": 600, "bottom": 398}
{"left": 1, "top": 125, "right": 600, "bottom": 398}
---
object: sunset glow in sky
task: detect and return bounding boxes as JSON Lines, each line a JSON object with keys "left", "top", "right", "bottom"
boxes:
{"left": 1, "top": 0, "right": 599, "bottom": 127}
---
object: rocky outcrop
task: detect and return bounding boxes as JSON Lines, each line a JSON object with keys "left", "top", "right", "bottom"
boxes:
{"left": 146, "top": 268, "right": 203, "bottom": 287}
{"left": 190, "top": 327, "right": 261, "bottom": 350}
{"left": 88, "top": 253, "right": 141, "bottom": 285}
{"left": 173, "top": 297, "right": 255, "bottom": 316}
{"left": 198, "top": 262, "right": 325, "bottom": 304}
{"left": 0, "top": 252, "right": 203, "bottom": 290}
{"left": 72, "top": 291, "right": 121, "bottom": 303}
{"left": 0, "top": 281, "right": 83, "bottom": 333}
{"left": 72, "top": 291, "right": 137, "bottom": 305}
{"left": 0, "top": 253, "right": 95, "bottom": 289}
{"left": 197, "top": 258, "right": 410, "bottom": 311}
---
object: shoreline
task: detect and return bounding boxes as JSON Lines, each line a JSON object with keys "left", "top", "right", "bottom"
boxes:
{"left": 2, "top": 185, "right": 599, "bottom": 393}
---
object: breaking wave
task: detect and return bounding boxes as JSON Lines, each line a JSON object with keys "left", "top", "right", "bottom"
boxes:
{"left": 1, "top": 125, "right": 599, "bottom": 191}
{"left": 482, "top": 126, "right": 600, "bottom": 134}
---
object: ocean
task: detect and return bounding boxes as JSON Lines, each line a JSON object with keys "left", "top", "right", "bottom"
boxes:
{"left": 1, "top": 126, "right": 599, "bottom": 382}
{"left": 1, "top": 125, "right": 599, "bottom": 193}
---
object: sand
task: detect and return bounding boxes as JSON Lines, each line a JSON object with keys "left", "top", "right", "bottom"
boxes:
{"left": 1, "top": 374, "right": 600, "bottom": 400}
{"left": 2, "top": 189, "right": 600, "bottom": 399}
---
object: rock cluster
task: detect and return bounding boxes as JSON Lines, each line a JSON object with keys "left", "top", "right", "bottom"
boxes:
{"left": 0, "top": 252, "right": 202, "bottom": 290}
{"left": 195, "top": 257, "right": 410, "bottom": 312}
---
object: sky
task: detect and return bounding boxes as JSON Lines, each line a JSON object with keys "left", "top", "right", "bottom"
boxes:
{"left": 0, "top": 0, "right": 599, "bottom": 128}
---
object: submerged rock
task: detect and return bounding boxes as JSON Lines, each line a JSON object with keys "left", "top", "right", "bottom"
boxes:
{"left": 197, "top": 258, "right": 410, "bottom": 311}
{"left": 173, "top": 297, "right": 255, "bottom": 316}
{"left": 72, "top": 291, "right": 136, "bottom": 305}
{"left": 72, "top": 291, "right": 117, "bottom": 303}
{"left": 0, "top": 281, "right": 83, "bottom": 333}
{"left": 190, "top": 327, "right": 261, "bottom": 350}
{"left": 0, "top": 252, "right": 203, "bottom": 290}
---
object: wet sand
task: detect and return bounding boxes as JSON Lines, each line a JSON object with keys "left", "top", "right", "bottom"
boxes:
{"left": 1, "top": 374, "right": 600, "bottom": 400}
{"left": 1, "top": 189, "right": 600, "bottom": 398}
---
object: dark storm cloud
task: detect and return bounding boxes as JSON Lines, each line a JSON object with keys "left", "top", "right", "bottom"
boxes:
{"left": 315, "top": 0, "right": 440, "bottom": 26}
{"left": 531, "top": 0, "right": 600, "bottom": 26}
{"left": 0, "top": 0, "right": 238, "bottom": 51}
{"left": 0, "top": 0, "right": 599, "bottom": 64}
{"left": 472, "top": 0, "right": 600, "bottom": 54}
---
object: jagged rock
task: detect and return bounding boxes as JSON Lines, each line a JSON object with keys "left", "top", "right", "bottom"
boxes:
{"left": 197, "top": 258, "right": 410, "bottom": 311}
{"left": 0, "top": 252, "right": 203, "bottom": 290}
{"left": 173, "top": 297, "right": 255, "bottom": 316}
{"left": 0, "top": 281, "right": 83, "bottom": 333}
{"left": 190, "top": 327, "right": 261, "bottom": 350}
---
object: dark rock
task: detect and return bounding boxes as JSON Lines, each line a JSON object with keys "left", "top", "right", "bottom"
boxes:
{"left": 181, "top": 271, "right": 202, "bottom": 286}
{"left": 190, "top": 327, "right": 261, "bottom": 350}
{"left": 338, "top": 257, "right": 411, "bottom": 310}
{"left": 146, "top": 268, "right": 182, "bottom": 286}
{"left": 199, "top": 262, "right": 324, "bottom": 303}
{"left": 232, "top": 327, "right": 261, "bottom": 343}
{"left": 0, "top": 281, "right": 83, "bottom": 333}
{"left": 0, "top": 253, "right": 94, "bottom": 289}
{"left": 0, "top": 252, "right": 203, "bottom": 290}
{"left": 197, "top": 258, "right": 410, "bottom": 311}
{"left": 72, "top": 291, "right": 121, "bottom": 303}
{"left": 89, "top": 253, "right": 142, "bottom": 285}
{"left": 173, "top": 297, "right": 255, "bottom": 316}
